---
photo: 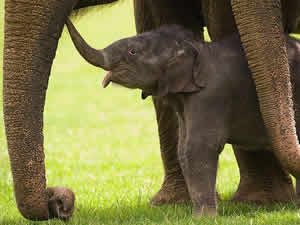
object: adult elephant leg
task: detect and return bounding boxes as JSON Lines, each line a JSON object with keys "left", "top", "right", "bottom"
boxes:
{"left": 296, "top": 180, "right": 300, "bottom": 197}
{"left": 133, "top": 0, "right": 204, "bottom": 205}
{"left": 232, "top": 145, "right": 295, "bottom": 203}
{"left": 150, "top": 98, "right": 190, "bottom": 205}
{"left": 3, "top": 0, "right": 77, "bottom": 220}
{"left": 231, "top": 1, "right": 300, "bottom": 178}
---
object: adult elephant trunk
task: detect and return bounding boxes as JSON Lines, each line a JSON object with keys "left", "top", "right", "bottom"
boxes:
{"left": 3, "top": 0, "right": 75, "bottom": 220}
{"left": 65, "top": 18, "right": 113, "bottom": 71}
{"left": 231, "top": 0, "right": 300, "bottom": 177}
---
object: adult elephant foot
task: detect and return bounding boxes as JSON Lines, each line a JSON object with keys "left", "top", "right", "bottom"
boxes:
{"left": 151, "top": 175, "right": 190, "bottom": 206}
{"left": 231, "top": 146, "right": 295, "bottom": 204}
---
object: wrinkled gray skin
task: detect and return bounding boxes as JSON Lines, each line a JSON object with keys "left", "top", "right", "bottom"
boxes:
{"left": 66, "top": 22, "right": 300, "bottom": 216}
{"left": 3, "top": 0, "right": 300, "bottom": 220}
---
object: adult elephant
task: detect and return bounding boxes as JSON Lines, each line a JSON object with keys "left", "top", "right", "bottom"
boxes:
{"left": 3, "top": 0, "right": 300, "bottom": 221}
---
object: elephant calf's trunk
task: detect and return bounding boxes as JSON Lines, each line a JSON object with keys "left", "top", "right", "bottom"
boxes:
{"left": 65, "top": 18, "right": 112, "bottom": 70}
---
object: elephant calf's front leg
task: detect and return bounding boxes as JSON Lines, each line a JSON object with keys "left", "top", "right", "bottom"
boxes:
{"left": 179, "top": 131, "right": 223, "bottom": 217}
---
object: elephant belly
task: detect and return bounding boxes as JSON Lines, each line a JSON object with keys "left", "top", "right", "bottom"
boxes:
{"left": 227, "top": 108, "right": 271, "bottom": 150}
{"left": 215, "top": 36, "right": 300, "bottom": 150}
{"left": 226, "top": 45, "right": 300, "bottom": 149}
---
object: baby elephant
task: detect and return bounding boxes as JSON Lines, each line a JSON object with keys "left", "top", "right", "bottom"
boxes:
{"left": 66, "top": 19, "right": 300, "bottom": 216}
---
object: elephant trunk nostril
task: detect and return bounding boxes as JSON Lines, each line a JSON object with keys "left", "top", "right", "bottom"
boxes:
{"left": 47, "top": 186, "right": 75, "bottom": 220}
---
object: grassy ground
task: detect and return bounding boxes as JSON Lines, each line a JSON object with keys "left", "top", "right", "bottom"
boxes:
{"left": 1, "top": 1, "right": 300, "bottom": 225}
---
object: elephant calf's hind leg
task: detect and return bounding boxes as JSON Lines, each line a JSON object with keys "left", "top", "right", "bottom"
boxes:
{"left": 232, "top": 146, "right": 295, "bottom": 204}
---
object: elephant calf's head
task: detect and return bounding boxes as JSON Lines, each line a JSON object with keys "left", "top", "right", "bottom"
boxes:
{"left": 66, "top": 19, "right": 203, "bottom": 98}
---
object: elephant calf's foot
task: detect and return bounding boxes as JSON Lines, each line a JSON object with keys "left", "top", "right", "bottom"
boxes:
{"left": 150, "top": 178, "right": 190, "bottom": 206}
{"left": 231, "top": 178, "right": 295, "bottom": 204}
{"left": 47, "top": 186, "right": 75, "bottom": 220}
{"left": 194, "top": 206, "right": 217, "bottom": 217}
{"left": 232, "top": 190, "right": 273, "bottom": 204}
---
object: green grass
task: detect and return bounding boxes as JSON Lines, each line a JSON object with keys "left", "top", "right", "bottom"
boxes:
{"left": 1, "top": 1, "right": 300, "bottom": 225}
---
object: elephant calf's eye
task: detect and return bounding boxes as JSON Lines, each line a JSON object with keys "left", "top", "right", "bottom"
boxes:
{"left": 128, "top": 49, "right": 136, "bottom": 56}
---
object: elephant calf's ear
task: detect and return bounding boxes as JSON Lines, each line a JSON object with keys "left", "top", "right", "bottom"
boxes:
{"left": 192, "top": 61, "right": 208, "bottom": 88}
{"left": 183, "top": 40, "right": 209, "bottom": 88}
{"left": 156, "top": 76, "right": 169, "bottom": 97}
{"left": 159, "top": 43, "right": 203, "bottom": 95}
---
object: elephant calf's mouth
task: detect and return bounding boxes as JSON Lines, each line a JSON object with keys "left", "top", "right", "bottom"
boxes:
{"left": 102, "top": 71, "right": 113, "bottom": 88}
{"left": 141, "top": 91, "right": 152, "bottom": 100}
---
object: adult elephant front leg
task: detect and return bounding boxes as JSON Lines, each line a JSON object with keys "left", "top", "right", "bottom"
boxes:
{"left": 3, "top": 0, "right": 78, "bottom": 220}
{"left": 150, "top": 98, "right": 190, "bottom": 205}
{"left": 231, "top": 0, "right": 300, "bottom": 178}
{"left": 133, "top": 0, "right": 204, "bottom": 205}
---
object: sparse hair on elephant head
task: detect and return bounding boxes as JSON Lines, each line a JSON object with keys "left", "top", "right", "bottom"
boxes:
{"left": 65, "top": 18, "right": 208, "bottom": 99}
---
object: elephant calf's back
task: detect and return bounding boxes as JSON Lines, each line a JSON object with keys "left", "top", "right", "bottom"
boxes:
{"left": 225, "top": 36, "right": 300, "bottom": 147}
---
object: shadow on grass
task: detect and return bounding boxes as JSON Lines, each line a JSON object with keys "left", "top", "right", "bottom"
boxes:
{"left": 0, "top": 200, "right": 299, "bottom": 225}
{"left": 72, "top": 200, "right": 299, "bottom": 225}
{"left": 218, "top": 200, "right": 298, "bottom": 216}
{"left": 72, "top": 202, "right": 192, "bottom": 225}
